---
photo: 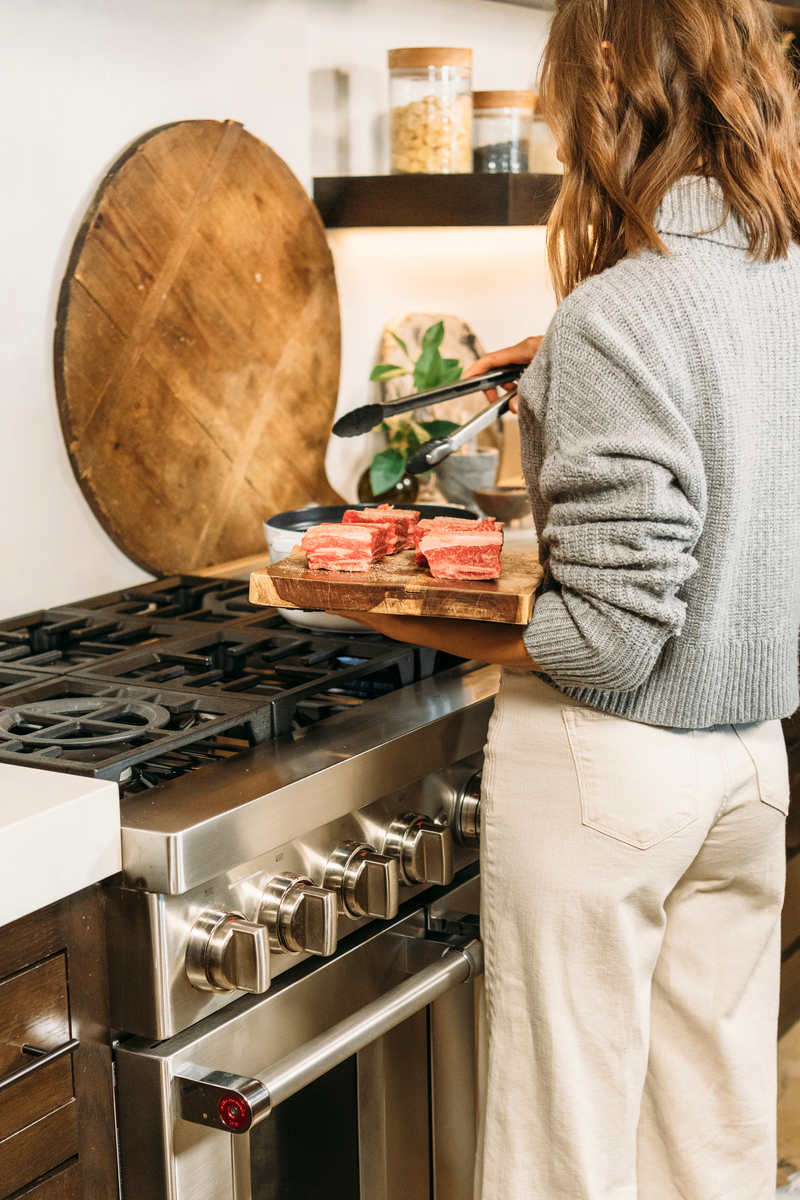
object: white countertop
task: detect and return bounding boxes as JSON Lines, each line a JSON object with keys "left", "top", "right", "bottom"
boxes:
{"left": 0, "top": 764, "right": 121, "bottom": 927}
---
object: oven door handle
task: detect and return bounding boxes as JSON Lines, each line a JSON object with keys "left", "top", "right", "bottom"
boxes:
{"left": 175, "top": 937, "right": 483, "bottom": 1134}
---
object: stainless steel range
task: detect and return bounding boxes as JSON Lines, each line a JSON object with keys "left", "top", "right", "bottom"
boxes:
{"left": 0, "top": 576, "right": 497, "bottom": 1200}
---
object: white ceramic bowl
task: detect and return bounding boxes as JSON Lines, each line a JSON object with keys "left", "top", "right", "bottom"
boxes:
{"left": 263, "top": 517, "right": 367, "bottom": 633}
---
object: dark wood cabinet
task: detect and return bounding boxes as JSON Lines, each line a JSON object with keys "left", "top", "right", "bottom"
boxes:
{"left": 0, "top": 887, "right": 118, "bottom": 1200}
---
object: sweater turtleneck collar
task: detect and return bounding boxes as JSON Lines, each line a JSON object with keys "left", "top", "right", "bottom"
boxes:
{"left": 654, "top": 176, "right": 750, "bottom": 250}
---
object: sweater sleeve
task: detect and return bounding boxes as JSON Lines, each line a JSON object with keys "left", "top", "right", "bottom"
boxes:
{"left": 518, "top": 298, "right": 707, "bottom": 693}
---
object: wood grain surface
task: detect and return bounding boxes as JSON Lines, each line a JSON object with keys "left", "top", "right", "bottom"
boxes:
{"left": 0, "top": 1103, "right": 77, "bottom": 1200}
{"left": 0, "top": 957, "right": 69, "bottom": 1080}
{"left": 11, "top": 1160, "right": 82, "bottom": 1200}
{"left": 55, "top": 119, "right": 342, "bottom": 577}
{"left": 0, "top": 956, "right": 71, "bottom": 1145}
{"left": 250, "top": 548, "right": 542, "bottom": 625}
{"left": 0, "top": 889, "right": 118, "bottom": 1200}
{"left": 313, "top": 173, "right": 562, "bottom": 227}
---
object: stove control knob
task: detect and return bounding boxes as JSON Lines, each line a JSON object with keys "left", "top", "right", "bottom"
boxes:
{"left": 259, "top": 874, "right": 338, "bottom": 957}
{"left": 185, "top": 909, "right": 271, "bottom": 995}
{"left": 453, "top": 772, "right": 482, "bottom": 849}
{"left": 324, "top": 842, "right": 400, "bottom": 921}
{"left": 384, "top": 814, "right": 455, "bottom": 887}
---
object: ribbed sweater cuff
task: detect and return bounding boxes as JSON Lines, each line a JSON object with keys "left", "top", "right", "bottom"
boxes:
{"left": 523, "top": 592, "right": 657, "bottom": 693}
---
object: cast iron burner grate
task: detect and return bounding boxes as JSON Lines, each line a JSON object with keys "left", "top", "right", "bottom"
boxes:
{"left": 57, "top": 576, "right": 271, "bottom": 626}
{"left": 117, "top": 736, "right": 252, "bottom": 797}
{"left": 0, "top": 666, "right": 51, "bottom": 696}
{"left": 73, "top": 628, "right": 417, "bottom": 736}
{"left": 0, "top": 577, "right": 453, "bottom": 787}
{"left": 0, "top": 609, "right": 223, "bottom": 675}
{"left": 0, "top": 676, "right": 271, "bottom": 781}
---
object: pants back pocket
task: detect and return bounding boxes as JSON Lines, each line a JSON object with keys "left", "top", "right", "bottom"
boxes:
{"left": 733, "top": 720, "right": 790, "bottom": 816}
{"left": 562, "top": 709, "right": 698, "bottom": 850}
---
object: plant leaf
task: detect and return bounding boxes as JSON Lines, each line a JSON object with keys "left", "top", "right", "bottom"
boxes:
{"left": 437, "top": 363, "right": 464, "bottom": 386}
{"left": 419, "top": 419, "right": 461, "bottom": 438}
{"left": 370, "top": 364, "right": 409, "bottom": 381}
{"left": 369, "top": 448, "right": 407, "bottom": 495}
{"left": 390, "top": 331, "right": 410, "bottom": 357}
{"left": 412, "top": 322, "right": 465, "bottom": 392}
{"left": 413, "top": 344, "right": 442, "bottom": 392}
{"left": 421, "top": 321, "right": 445, "bottom": 353}
{"left": 405, "top": 427, "right": 422, "bottom": 454}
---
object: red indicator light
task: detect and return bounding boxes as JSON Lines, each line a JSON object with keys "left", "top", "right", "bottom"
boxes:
{"left": 218, "top": 1094, "right": 250, "bottom": 1131}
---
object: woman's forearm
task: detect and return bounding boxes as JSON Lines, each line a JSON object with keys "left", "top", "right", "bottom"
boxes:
{"left": 328, "top": 611, "right": 541, "bottom": 670}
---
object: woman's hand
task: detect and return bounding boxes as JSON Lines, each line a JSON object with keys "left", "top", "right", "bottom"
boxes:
{"left": 327, "top": 610, "right": 540, "bottom": 671}
{"left": 462, "top": 336, "right": 545, "bottom": 412}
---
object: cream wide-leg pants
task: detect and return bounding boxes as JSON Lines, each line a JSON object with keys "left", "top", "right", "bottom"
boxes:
{"left": 475, "top": 670, "right": 790, "bottom": 1200}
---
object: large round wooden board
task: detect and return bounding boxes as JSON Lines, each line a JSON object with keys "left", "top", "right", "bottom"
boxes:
{"left": 54, "top": 119, "right": 342, "bottom": 576}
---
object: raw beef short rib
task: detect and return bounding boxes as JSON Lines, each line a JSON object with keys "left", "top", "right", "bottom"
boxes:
{"left": 342, "top": 505, "right": 420, "bottom": 553}
{"left": 419, "top": 527, "right": 504, "bottom": 581}
{"left": 301, "top": 523, "right": 389, "bottom": 572}
{"left": 413, "top": 517, "right": 501, "bottom": 565}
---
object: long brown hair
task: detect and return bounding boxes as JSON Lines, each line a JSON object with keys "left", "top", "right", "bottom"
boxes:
{"left": 540, "top": 0, "right": 800, "bottom": 300}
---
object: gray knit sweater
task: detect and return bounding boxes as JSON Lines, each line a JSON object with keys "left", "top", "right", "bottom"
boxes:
{"left": 519, "top": 176, "right": 800, "bottom": 728}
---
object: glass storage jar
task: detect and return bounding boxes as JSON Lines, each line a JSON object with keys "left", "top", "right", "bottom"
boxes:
{"left": 388, "top": 47, "right": 473, "bottom": 175}
{"left": 472, "top": 91, "right": 535, "bottom": 174}
{"left": 530, "top": 98, "right": 564, "bottom": 174}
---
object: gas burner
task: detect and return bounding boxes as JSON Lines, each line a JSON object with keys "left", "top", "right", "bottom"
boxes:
{"left": 73, "top": 628, "right": 417, "bottom": 735}
{"left": 118, "top": 736, "right": 249, "bottom": 796}
{"left": 0, "top": 676, "right": 271, "bottom": 780}
{"left": 0, "top": 580, "right": 459, "bottom": 786}
{"left": 57, "top": 576, "right": 274, "bottom": 626}
{"left": 0, "top": 696, "right": 173, "bottom": 750}
{"left": 0, "top": 609, "right": 211, "bottom": 673}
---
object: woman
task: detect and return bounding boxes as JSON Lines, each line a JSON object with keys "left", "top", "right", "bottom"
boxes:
{"left": 337, "top": 1, "right": 800, "bottom": 1195}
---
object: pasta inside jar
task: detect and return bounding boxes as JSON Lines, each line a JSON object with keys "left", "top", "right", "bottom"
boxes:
{"left": 391, "top": 93, "right": 473, "bottom": 175}
{"left": 388, "top": 47, "right": 473, "bottom": 175}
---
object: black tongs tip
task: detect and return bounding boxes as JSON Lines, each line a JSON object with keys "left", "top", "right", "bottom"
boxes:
{"left": 331, "top": 364, "right": 525, "bottom": 441}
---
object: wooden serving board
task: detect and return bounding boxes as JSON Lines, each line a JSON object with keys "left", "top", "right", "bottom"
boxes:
{"left": 54, "top": 119, "right": 342, "bottom": 577}
{"left": 249, "top": 548, "right": 542, "bottom": 625}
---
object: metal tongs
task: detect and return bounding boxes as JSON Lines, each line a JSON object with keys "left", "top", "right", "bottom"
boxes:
{"left": 404, "top": 386, "right": 517, "bottom": 474}
{"left": 331, "top": 365, "right": 525, "bottom": 442}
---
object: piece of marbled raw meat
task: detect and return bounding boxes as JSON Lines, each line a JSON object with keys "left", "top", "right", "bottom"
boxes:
{"left": 418, "top": 527, "right": 504, "bottom": 580}
{"left": 300, "top": 523, "right": 389, "bottom": 572}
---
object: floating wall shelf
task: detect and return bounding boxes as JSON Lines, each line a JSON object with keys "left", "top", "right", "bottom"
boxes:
{"left": 313, "top": 174, "right": 562, "bottom": 229}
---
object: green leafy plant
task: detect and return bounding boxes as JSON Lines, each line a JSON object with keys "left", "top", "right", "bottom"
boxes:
{"left": 366, "top": 321, "right": 462, "bottom": 495}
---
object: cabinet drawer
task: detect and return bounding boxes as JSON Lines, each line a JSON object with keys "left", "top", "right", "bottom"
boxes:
{"left": 0, "top": 957, "right": 72, "bottom": 1145}
{"left": 0, "top": 955, "right": 70, "bottom": 1072}
{"left": 0, "top": 1102, "right": 78, "bottom": 1200}
{"left": 8, "top": 1159, "right": 80, "bottom": 1199}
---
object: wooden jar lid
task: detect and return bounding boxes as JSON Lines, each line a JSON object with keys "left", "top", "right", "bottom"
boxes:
{"left": 388, "top": 47, "right": 472, "bottom": 70}
{"left": 473, "top": 90, "right": 537, "bottom": 111}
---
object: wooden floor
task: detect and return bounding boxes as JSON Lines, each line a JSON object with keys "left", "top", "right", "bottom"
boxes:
{"left": 778, "top": 1021, "right": 800, "bottom": 1187}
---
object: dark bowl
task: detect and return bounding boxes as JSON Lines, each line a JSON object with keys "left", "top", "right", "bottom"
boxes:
{"left": 473, "top": 487, "right": 531, "bottom": 523}
{"left": 265, "top": 502, "right": 478, "bottom": 534}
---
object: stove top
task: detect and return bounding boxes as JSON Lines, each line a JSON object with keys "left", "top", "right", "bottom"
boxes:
{"left": 0, "top": 609, "right": 215, "bottom": 673}
{"left": 54, "top": 576, "right": 271, "bottom": 624}
{"left": 0, "top": 576, "right": 450, "bottom": 786}
{"left": 0, "top": 673, "right": 270, "bottom": 781}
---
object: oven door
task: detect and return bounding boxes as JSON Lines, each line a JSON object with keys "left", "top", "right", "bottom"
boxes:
{"left": 115, "top": 870, "right": 481, "bottom": 1200}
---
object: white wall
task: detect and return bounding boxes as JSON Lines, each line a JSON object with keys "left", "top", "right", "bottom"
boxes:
{"left": 0, "top": 0, "right": 553, "bottom": 619}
